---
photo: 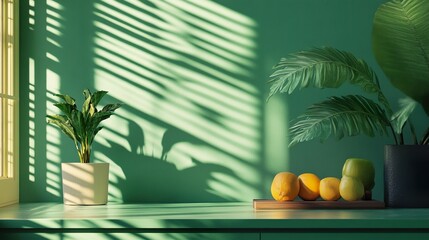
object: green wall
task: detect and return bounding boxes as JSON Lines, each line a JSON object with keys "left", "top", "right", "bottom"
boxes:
{"left": 19, "top": 0, "right": 424, "bottom": 203}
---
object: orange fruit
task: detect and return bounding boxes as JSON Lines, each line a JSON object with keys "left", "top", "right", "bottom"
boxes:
{"left": 319, "top": 177, "right": 341, "bottom": 201}
{"left": 271, "top": 172, "right": 300, "bottom": 201}
{"left": 298, "top": 173, "right": 320, "bottom": 201}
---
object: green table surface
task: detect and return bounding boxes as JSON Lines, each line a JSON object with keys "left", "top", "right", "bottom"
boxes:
{"left": 0, "top": 202, "right": 428, "bottom": 230}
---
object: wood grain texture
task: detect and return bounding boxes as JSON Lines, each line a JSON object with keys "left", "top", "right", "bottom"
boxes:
{"left": 253, "top": 199, "right": 385, "bottom": 209}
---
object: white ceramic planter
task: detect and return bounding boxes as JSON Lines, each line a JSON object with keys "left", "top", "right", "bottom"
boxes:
{"left": 61, "top": 162, "right": 109, "bottom": 205}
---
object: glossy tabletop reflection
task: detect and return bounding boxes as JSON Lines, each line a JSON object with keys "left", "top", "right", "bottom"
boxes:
{"left": 0, "top": 202, "right": 429, "bottom": 230}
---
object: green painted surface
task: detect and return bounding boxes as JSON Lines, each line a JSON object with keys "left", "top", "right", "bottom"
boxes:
{"left": 0, "top": 233, "right": 259, "bottom": 240}
{"left": 18, "top": 0, "right": 426, "bottom": 203}
{"left": 1, "top": 203, "right": 429, "bottom": 229}
{"left": 262, "top": 233, "right": 429, "bottom": 240}
{"left": 0, "top": 203, "right": 428, "bottom": 239}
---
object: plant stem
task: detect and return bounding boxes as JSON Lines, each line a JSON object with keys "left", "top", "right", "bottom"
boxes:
{"left": 399, "top": 132, "right": 404, "bottom": 145}
{"left": 422, "top": 134, "right": 429, "bottom": 145}
{"left": 408, "top": 120, "right": 418, "bottom": 145}
{"left": 389, "top": 124, "right": 399, "bottom": 145}
{"left": 78, "top": 148, "right": 83, "bottom": 163}
{"left": 421, "top": 127, "right": 429, "bottom": 145}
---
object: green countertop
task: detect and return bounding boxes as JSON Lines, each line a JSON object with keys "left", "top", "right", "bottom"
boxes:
{"left": 0, "top": 202, "right": 429, "bottom": 230}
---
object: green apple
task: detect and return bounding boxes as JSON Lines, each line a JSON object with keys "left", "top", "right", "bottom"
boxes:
{"left": 342, "top": 158, "right": 375, "bottom": 191}
{"left": 339, "top": 176, "right": 364, "bottom": 201}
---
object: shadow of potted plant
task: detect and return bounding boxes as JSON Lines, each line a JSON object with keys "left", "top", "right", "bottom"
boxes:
{"left": 47, "top": 89, "right": 121, "bottom": 205}
{"left": 267, "top": 0, "right": 429, "bottom": 207}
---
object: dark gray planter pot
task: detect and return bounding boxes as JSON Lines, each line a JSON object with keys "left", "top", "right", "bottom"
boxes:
{"left": 384, "top": 145, "right": 429, "bottom": 208}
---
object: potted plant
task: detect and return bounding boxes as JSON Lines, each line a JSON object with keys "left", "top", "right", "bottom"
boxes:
{"left": 47, "top": 89, "right": 121, "bottom": 205}
{"left": 372, "top": 0, "right": 429, "bottom": 208}
{"left": 267, "top": 0, "right": 429, "bottom": 207}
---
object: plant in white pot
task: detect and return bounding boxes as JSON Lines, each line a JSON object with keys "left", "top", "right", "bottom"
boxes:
{"left": 47, "top": 89, "right": 121, "bottom": 205}
{"left": 267, "top": 0, "right": 429, "bottom": 207}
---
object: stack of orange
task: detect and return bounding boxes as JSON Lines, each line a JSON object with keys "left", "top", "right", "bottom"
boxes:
{"left": 271, "top": 172, "right": 341, "bottom": 201}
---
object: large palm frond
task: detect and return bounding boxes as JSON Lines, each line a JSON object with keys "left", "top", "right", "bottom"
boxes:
{"left": 372, "top": 0, "right": 429, "bottom": 114}
{"left": 289, "top": 95, "right": 390, "bottom": 146}
{"left": 268, "top": 47, "right": 392, "bottom": 114}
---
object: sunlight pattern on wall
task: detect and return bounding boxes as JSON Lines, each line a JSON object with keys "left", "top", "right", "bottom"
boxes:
{"left": 44, "top": 0, "right": 65, "bottom": 198}
{"left": 25, "top": 0, "right": 64, "bottom": 199}
{"left": 28, "top": 57, "right": 36, "bottom": 182}
{"left": 92, "top": 0, "right": 261, "bottom": 202}
{"left": 27, "top": 0, "right": 37, "bottom": 184}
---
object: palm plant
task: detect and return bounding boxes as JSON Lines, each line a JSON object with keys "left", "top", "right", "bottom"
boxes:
{"left": 267, "top": 0, "right": 429, "bottom": 147}
{"left": 47, "top": 89, "right": 122, "bottom": 163}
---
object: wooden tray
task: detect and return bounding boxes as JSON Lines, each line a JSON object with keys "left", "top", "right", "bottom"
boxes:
{"left": 253, "top": 199, "right": 385, "bottom": 209}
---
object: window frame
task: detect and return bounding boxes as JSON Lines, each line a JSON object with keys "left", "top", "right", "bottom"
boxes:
{"left": 0, "top": 0, "right": 18, "bottom": 207}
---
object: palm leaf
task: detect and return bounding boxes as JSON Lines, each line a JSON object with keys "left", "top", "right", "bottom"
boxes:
{"left": 268, "top": 47, "right": 392, "bottom": 115}
{"left": 372, "top": 0, "right": 429, "bottom": 114}
{"left": 289, "top": 95, "right": 390, "bottom": 146}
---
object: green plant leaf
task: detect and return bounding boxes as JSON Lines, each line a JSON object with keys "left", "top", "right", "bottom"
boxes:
{"left": 372, "top": 0, "right": 429, "bottom": 114}
{"left": 391, "top": 97, "right": 418, "bottom": 134}
{"left": 85, "top": 104, "right": 121, "bottom": 143}
{"left": 289, "top": 95, "right": 390, "bottom": 146}
{"left": 267, "top": 47, "right": 392, "bottom": 115}
{"left": 101, "top": 103, "right": 122, "bottom": 113}
{"left": 89, "top": 103, "right": 96, "bottom": 116}
{"left": 83, "top": 89, "right": 92, "bottom": 100}
{"left": 268, "top": 47, "right": 378, "bottom": 94}
{"left": 54, "top": 93, "right": 76, "bottom": 106}
{"left": 53, "top": 103, "right": 75, "bottom": 119}
{"left": 89, "top": 126, "right": 104, "bottom": 145}
{"left": 47, "top": 115, "right": 77, "bottom": 144}
{"left": 70, "top": 110, "right": 85, "bottom": 143}
{"left": 88, "top": 111, "right": 116, "bottom": 130}
{"left": 91, "top": 90, "right": 108, "bottom": 107}
{"left": 47, "top": 89, "right": 121, "bottom": 163}
{"left": 82, "top": 94, "right": 92, "bottom": 118}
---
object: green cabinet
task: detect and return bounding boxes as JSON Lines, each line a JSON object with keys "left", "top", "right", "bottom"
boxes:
{"left": 1, "top": 203, "right": 429, "bottom": 240}
{"left": 262, "top": 232, "right": 429, "bottom": 240}
{"left": 1, "top": 232, "right": 259, "bottom": 240}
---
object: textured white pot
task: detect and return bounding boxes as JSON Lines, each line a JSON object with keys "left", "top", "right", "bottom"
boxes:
{"left": 61, "top": 162, "right": 109, "bottom": 205}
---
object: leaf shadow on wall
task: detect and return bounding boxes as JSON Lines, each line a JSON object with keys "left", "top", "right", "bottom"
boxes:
{"left": 97, "top": 116, "right": 238, "bottom": 203}
{"left": 91, "top": 0, "right": 263, "bottom": 202}
{"left": 19, "top": 0, "right": 263, "bottom": 203}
